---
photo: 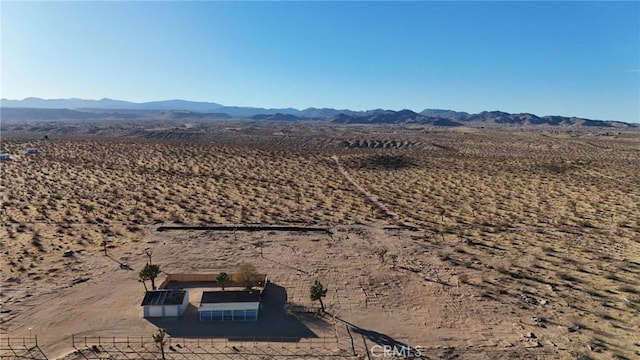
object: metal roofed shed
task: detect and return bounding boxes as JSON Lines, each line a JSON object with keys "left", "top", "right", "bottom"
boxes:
{"left": 199, "top": 290, "right": 261, "bottom": 321}
{"left": 141, "top": 289, "right": 189, "bottom": 318}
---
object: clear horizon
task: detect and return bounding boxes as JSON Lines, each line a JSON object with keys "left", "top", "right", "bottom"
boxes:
{"left": 2, "top": 1, "right": 639, "bottom": 122}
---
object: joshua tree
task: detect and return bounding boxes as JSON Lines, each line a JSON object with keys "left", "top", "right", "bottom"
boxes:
{"left": 144, "top": 248, "right": 153, "bottom": 264}
{"left": 152, "top": 328, "right": 167, "bottom": 360}
{"left": 310, "top": 280, "right": 328, "bottom": 312}
{"left": 140, "top": 263, "right": 161, "bottom": 290}
{"left": 389, "top": 254, "right": 398, "bottom": 270}
{"left": 233, "top": 261, "right": 260, "bottom": 289}
{"left": 138, "top": 277, "right": 149, "bottom": 292}
{"left": 216, "top": 272, "right": 230, "bottom": 291}
{"left": 255, "top": 241, "right": 265, "bottom": 257}
{"left": 373, "top": 248, "right": 388, "bottom": 264}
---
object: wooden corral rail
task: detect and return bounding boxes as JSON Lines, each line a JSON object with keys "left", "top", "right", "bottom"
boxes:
{"left": 156, "top": 224, "right": 332, "bottom": 234}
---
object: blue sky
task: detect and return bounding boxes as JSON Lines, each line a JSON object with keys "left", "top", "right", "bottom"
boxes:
{"left": 2, "top": 1, "right": 639, "bottom": 122}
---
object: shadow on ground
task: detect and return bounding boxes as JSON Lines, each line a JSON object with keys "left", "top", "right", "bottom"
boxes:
{"left": 351, "top": 155, "right": 418, "bottom": 170}
{"left": 330, "top": 313, "right": 429, "bottom": 359}
{"left": 146, "top": 282, "right": 321, "bottom": 341}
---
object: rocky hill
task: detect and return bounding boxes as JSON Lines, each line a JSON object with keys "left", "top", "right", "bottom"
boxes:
{"left": 1, "top": 98, "right": 636, "bottom": 128}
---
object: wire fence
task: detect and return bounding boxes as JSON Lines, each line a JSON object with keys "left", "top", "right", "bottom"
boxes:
{"left": 72, "top": 335, "right": 340, "bottom": 348}
{"left": 0, "top": 336, "right": 47, "bottom": 360}
{"left": 70, "top": 335, "right": 347, "bottom": 360}
{"left": 1, "top": 335, "right": 558, "bottom": 360}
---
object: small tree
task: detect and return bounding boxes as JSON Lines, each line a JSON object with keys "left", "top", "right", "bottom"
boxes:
{"left": 389, "top": 254, "right": 398, "bottom": 270}
{"left": 216, "top": 272, "right": 230, "bottom": 291}
{"left": 140, "top": 263, "right": 161, "bottom": 290}
{"left": 255, "top": 241, "right": 265, "bottom": 257}
{"left": 310, "top": 280, "right": 328, "bottom": 312}
{"left": 152, "top": 328, "right": 167, "bottom": 360}
{"left": 233, "top": 261, "right": 260, "bottom": 289}
{"left": 373, "top": 248, "right": 388, "bottom": 264}
{"left": 144, "top": 249, "right": 153, "bottom": 264}
{"left": 138, "top": 277, "right": 149, "bottom": 292}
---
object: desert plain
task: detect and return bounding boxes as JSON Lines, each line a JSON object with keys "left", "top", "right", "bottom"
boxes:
{"left": 0, "top": 121, "right": 639, "bottom": 359}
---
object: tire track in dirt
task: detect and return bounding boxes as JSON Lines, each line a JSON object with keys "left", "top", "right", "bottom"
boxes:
{"left": 583, "top": 168, "right": 637, "bottom": 187}
{"left": 331, "top": 155, "right": 415, "bottom": 229}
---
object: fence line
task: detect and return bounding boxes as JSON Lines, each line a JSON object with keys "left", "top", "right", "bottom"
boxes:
{"left": 0, "top": 336, "right": 46, "bottom": 360}
{"left": 71, "top": 335, "right": 339, "bottom": 348}
{"left": 158, "top": 273, "right": 269, "bottom": 290}
{"left": 156, "top": 225, "right": 331, "bottom": 234}
{"left": 2, "top": 335, "right": 557, "bottom": 359}
{"left": 0, "top": 336, "right": 38, "bottom": 348}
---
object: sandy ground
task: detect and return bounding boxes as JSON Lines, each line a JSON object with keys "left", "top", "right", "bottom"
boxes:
{"left": 2, "top": 225, "right": 540, "bottom": 359}
{"left": 1, "top": 124, "right": 639, "bottom": 359}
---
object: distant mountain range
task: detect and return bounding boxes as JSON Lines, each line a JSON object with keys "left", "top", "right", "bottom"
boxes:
{"left": 1, "top": 97, "right": 636, "bottom": 128}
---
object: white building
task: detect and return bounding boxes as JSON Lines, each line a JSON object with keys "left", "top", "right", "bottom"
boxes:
{"left": 198, "top": 290, "right": 260, "bottom": 321}
{"left": 141, "top": 289, "right": 189, "bottom": 318}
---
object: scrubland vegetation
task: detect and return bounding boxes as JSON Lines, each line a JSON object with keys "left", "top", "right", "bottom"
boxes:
{"left": 1, "top": 124, "right": 638, "bottom": 359}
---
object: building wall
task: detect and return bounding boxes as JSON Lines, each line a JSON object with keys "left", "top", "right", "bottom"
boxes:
{"left": 143, "top": 305, "right": 182, "bottom": 318}
{"left": 158, "top": 273, "right": 268, "bottom": 289}
{"left": 199, "top": 302, "right": 259, "bottom": 312}
{"left": 199, "top": 302, "right": 260, "bottom": 321}
{"left": 199, "top": 308, "right": 259, "bottom": 321}
{"left": 142, "top": 290, "right": 189, "bottom": 318}
{"left": 178, "top": 290, "right": 189, "bottom": 315}
{"left": 163, "top": 306, "right": 179, "bottom": 317}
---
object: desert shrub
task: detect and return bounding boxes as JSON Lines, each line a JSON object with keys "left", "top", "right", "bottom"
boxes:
{"left": 233, "top": 261, "right": 261, "bottom": 289}
{"left": 373, "top": 247, "right": 388, "bottom": 263}
{"left": 597, "top": 312, "right": 614, "bottom": 320}
{"left": 127, "top": 225, "right": 143, "bottom": 233}
{"left": 618, "top": 285, "right": 639, "bottom": 294}
{"left": 605, "top": 273, "right": 621, "bottom": 281}
{"left": 576, "top": 354, "right": 595, "bottom": 360}
{"left": 31, "top": 234, "right": 43, "bottom": 251}
{"left": 558, "top": 273, "right": 581, "bottom": 283}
